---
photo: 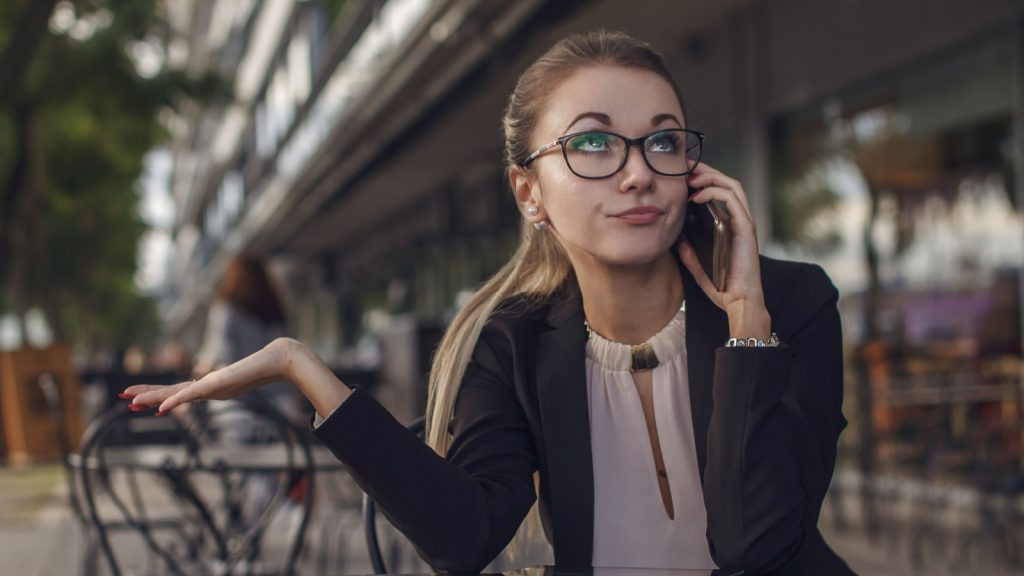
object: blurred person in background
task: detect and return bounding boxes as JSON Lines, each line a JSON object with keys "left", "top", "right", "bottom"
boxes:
{"left": 123, "top": 31, "right": 850, "bottom": 574}
{"left": 192, "top": 255, "right": 304, "bottom": 427}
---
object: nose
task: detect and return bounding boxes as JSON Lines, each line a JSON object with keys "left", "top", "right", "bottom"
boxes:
{"left": 618, "top": 142, "right": 655, "bottom": 193}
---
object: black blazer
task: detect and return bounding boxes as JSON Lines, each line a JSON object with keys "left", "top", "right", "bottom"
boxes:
{"left": 315, "top": 255, "right": 854, "bottom": 575}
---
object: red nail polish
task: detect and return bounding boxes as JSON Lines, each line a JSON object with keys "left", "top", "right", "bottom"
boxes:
{"left": 118, "top": 393, "right": 134, "bottom": 400}
{"left": 155, "top": 410, "right": 167, "bottom": 417}
{"left": 128, "top": 404, "right": 144, "bottom": 412}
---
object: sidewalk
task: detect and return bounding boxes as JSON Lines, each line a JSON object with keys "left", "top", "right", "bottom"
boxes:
{"left": 0, "top": 464, "right": 82, "bottom": 575}
{"left": 0, "top": 462, "right": 422, "bottom": 575}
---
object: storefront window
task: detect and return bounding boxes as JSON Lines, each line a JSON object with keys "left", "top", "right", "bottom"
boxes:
{"left": 769, "top": 33, "right": 1023, "bottom": 487}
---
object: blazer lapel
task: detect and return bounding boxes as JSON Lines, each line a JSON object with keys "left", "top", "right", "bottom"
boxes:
{"left": 535, "top": 288, "right": 593, "bottom": 567}
{"left": 682, "top": 265, "right": 730, "bottom": 480}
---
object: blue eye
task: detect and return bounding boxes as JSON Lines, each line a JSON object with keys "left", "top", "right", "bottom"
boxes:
{"left": 567, "top": 132, "right": 611, "bottom": 153}
{"left": 646, "top": 131, "right": 680, "bottom": 153}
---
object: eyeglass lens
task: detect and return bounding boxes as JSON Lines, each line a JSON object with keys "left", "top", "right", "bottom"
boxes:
{"left": 562, "top": 130, "right": 700, "bottom": 178}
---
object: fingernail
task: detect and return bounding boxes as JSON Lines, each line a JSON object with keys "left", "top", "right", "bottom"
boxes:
{"left": 155, "top": 410, "right": 167, "bottom": 417}
{"left": 128, "top": 403, "right": 145, "bottom": 412}
{"left": 118, "top": 393, "right": 134, "bottom": 400}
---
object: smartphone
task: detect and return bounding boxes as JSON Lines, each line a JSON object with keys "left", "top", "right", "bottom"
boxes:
{"left": 680, "top": 187, "right": 731, "bottom": 291}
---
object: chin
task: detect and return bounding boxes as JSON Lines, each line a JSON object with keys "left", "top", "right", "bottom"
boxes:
{"left": 596, "top": 246, "right": 671, "bottom": 267}
{"left": 561, "top": 234, "right": 675, "bottom": 269}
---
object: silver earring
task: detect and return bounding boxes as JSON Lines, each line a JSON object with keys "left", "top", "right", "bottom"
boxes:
{"left": 526, "top": 206, "right": 539, "bottom": 217}
{"left": 533, "top": 220, "right": 548, "bottom": 231}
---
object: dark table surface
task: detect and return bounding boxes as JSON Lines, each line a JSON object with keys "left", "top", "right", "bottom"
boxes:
{"left": 350, "top": 566, "right": 743, "bottom": 576}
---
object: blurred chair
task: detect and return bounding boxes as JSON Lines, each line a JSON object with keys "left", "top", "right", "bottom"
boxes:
{"left": 37, "top": 372, "right": 101, "bottom": 576}
{"left": 78, "top": 368, "right": 191, "bottom": 424}
{"left": 76, "top": 397, "right": 314, "bottom": 576}
{"left": 312, "top": 462, "right": 364, "bottom": 575}
{"left": 38, "top": 372, "right": 183, "bottom": 576}
{"left": 362, "top": 415, "right": 427, "bottom": 575}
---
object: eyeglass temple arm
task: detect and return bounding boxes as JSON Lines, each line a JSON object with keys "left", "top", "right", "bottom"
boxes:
{"left": 519, "top": 139, "right": 561, "bottom": 167}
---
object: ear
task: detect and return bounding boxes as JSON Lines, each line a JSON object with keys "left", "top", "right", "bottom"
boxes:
{"left": 508, "top": 165, "right": 545, "bottom": 218}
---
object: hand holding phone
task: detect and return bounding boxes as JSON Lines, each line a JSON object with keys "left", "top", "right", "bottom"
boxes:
{"left": 680, "top": 187, "right": 731, "bottom": 292}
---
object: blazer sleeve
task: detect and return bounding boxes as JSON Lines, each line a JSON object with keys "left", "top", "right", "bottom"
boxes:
{"left": 702, "top": 263, "right": 850, "bottom": 574}
{"left": 312, "top": 321, "right": 539, "bottom": 573}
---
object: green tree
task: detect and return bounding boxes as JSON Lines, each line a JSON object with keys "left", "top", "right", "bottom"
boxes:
{"left": 0, "top": 0, "right": 219, "bottom": 350}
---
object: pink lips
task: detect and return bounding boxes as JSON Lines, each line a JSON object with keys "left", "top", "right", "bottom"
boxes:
{"left": 614, "top": 206, "right": 664, "bottom": 224}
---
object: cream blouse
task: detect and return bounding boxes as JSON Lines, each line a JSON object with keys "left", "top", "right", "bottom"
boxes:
{"left": 585, "top": 303, "right": 717, "bottom": 570}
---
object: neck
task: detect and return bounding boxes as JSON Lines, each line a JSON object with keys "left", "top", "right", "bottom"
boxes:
{"left": 575, "top": 252, "right": 685, "bottom": 345}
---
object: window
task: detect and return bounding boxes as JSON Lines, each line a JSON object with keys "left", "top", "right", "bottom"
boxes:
{"left": 770, "top": 34, "right": 1022, "bottom": 481}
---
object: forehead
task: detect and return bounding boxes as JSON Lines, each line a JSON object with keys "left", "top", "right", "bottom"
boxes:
{"left": 538, "top": 65, "right": 684, "bottom": 136}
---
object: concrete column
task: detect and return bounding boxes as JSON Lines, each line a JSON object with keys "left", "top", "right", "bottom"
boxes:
{"left": 737, "top": 4, "right": 772, "bottom": 244}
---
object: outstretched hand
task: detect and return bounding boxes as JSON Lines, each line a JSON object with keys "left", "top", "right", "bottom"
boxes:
{"left": 121, "top": 338, "right": 296, "bottom": 415}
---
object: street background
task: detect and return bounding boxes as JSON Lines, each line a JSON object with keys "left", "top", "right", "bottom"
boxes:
{"left": 1, "top": 0, "right": 1023, "bottom": 574}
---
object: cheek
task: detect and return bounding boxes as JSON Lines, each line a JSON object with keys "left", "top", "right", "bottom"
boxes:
{"left": 675, "top": 199, "right": 689, "bottom": 228}
{"left": 536, "top": 170, "right": 572, "bottom": 212}
{"left": 539, "top": 177, "right": 599, "bottom": 230}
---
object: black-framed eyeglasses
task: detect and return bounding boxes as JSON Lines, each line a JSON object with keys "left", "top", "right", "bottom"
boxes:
{"left": 518, "top": 128, "right": 704, "bottom": 179}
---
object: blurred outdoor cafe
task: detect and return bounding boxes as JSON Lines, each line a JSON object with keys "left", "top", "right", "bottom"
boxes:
{"left": 3, "top": 0, "right": 1024, "bottom": 575}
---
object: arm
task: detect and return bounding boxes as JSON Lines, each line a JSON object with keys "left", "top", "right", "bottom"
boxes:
{"left": 702, "top": 264, "right": 847, "bottom": 574}
{"left": 124, "top": 329, "right": 538, "bottom": 573}
{"left": 316, "top": 327, "right": 538, "bottom": 571}
{"left": 681, "top": 163, "right": 848, "bottom": 574}
{"left": 125, "top": 338, "right": 349, "bottom": 418}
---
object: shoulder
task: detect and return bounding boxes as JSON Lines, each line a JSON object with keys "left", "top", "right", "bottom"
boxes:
{"left": 760, "top": 255, "right": 837, "bottom": 298}
{"left": 465, "top": 293, "right": 551, "bottom": 371}
{"left": 480, "top": 293, "right": 551, "bottom": 344}
{"left": 759, "top": 255, "right": 840, "bottom": 336}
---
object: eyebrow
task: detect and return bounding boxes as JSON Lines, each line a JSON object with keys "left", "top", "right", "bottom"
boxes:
{"left": 564, "top": 112, "right": 611, "bottom": 133}
{"left": 563, "top": 112, "right": 684, "bottom": 133}
{"left": 651, "top": 113, "right": 683, "bottom": 128}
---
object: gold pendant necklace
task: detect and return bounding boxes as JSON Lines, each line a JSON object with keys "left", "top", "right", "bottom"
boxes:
{"left": 584, "top": 300, "right": 685, "bottom": 373}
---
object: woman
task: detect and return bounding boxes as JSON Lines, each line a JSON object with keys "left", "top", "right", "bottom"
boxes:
{"left": 123, "top": 31, "right": 852, "bottom": 574}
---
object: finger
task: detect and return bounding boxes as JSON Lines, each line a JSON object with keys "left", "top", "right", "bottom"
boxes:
{"left": 156, "top": 362, "right": 259, "bottom": 412}
{"left": 121, "top": 384, "right": 168, "bottom": 398}
{"left": 130, "top": 381, "right": 191, "bottom": 409}
{"left": 155, "top": 385, "right": 203, "bottom": 412}
{"left": 157, "top": 380, "right": 213, "bottom": 414}
{"left": 156, "top": 342, "right": 291, "bottom": 413}
{"left": 686, "top": 161, "right": 751, "bottom": 216}
{"left": 689, "top": 176, "right": 750, "bottom": 218}
{"left": 689, "top": 186, "right": 756, "bottom": 235}
{"left": 687, "top": 170, "right": 751, "bottom": 220}
{"left": 678, "top": 241, "right": 721, "bottom": 301}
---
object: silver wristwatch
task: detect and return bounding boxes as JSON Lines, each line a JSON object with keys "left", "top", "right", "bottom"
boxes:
{"left": 725, "top": 332, "right": 781, "bottom": 348}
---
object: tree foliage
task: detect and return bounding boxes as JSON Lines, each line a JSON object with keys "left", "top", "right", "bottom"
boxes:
{"left": 0, "top": 0, "right": 220, "bottom": 350}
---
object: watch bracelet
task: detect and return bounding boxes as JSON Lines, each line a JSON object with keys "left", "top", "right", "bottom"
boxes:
{"left": 725, "top": 332, "right": 781, "bottom": 348}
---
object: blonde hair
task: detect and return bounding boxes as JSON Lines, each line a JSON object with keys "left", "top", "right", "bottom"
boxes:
{"left": 423, "top": 29, "right": 687, "bottom": 564}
